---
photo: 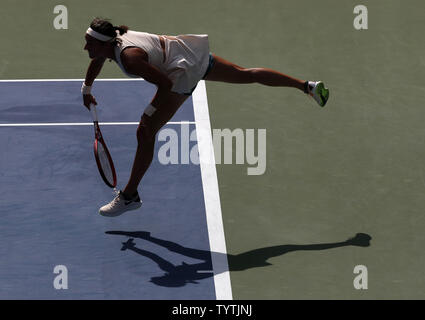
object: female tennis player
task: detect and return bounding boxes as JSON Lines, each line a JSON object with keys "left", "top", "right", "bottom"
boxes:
{"left": 82, "top": 18, "right": 330, "bottom": 217}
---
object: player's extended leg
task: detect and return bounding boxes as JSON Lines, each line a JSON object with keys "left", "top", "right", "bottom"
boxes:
{"left": 99, "top": 91, "right": 189, "bottom": 217}
{"left": 204, "top": 54, "right": 329, "bottom": 107}
{"left": 204, "top": 54, "right": 305, "bottom": 90}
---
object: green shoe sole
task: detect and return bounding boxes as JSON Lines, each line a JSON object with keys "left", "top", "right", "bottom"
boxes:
{"left": 316, "top": 82, "right": 330, "bottom": 107}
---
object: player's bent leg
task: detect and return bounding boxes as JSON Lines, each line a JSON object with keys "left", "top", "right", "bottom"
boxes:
{"left": 98, "top": 116, "right": 154, "bottom": 217}
{"left": 127, "top": 117, "right": 156, "bottom": 190}
{"left": 124, "top": 92, "right": 189, "bottom": 193}
{"left": 149, "top": 91, "right": 190, "bottom": 132}
{"left": 99, "top": 92, "right": 189, "bottom": 217}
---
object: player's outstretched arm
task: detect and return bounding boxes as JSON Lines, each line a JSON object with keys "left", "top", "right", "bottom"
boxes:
{"left": 82, "top": 57, "right": 106, "bottom": 109}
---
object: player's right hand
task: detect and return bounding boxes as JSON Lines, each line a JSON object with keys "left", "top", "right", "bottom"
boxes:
{"left": 83, "top": 94, "right": 97, "bottom": 110}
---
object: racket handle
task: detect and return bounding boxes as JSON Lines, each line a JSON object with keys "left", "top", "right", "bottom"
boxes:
{"left": 89, "top": 103, "right": 98, "bottom": 122}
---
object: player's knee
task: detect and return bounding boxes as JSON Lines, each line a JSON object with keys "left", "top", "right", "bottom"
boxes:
{"left": 234, "top": 67, "right": 256, "bottom": 83}
{"left": 136, "top": 121, "right": 155, "bottom": 144}
{"left": 247, "top": 68, "right": 260, "bottom": 83}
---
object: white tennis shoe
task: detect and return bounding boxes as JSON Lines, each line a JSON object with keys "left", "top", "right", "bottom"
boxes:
{"left": 99, "top": 190, "right": 142, "bottom": 217}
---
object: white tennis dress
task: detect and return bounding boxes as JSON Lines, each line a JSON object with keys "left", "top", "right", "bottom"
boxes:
{"left": 114, "top": 30, "right": 210, "bottom": 94}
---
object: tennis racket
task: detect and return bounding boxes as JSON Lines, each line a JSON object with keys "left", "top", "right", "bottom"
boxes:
{"left": 90, "top": 103, "right": 117, "bottom": 188}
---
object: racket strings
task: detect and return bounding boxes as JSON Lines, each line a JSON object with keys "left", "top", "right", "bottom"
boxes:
{"left": 98, "top": 143, "right": 113, "bottom": 181}
{"left": 92, "top": 107, "right": 117, "bottom": 188}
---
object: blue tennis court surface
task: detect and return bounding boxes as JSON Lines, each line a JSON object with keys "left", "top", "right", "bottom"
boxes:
{"left": 0, "top": 80, "right": 231, "bottom": 299}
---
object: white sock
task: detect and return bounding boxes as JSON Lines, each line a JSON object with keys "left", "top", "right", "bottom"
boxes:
{"left": 308, "top": 81, "right": 316, "bottom": 92}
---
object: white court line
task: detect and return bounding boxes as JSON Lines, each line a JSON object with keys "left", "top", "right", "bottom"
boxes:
{"left": 0, "top": 79, "right": 190, "bottom": 127}
{"left": 0, "top": 121, "right": 195, "bottom": 127}
{"left": 193, "top": 81, "right": 233, "bottom": 300}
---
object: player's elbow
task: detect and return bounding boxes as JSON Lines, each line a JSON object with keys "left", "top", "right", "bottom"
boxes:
{"left": 159, "top": 78, "right": 173, "bottom": 91}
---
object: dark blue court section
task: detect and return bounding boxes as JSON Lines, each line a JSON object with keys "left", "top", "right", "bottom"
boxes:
{"left": 0, "top": 80, "right": 194, "bottom": 123}
{"left": 0, "top": 80, "right": 215, "bottom": 299}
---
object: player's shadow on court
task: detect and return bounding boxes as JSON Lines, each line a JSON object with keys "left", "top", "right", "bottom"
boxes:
{"left": 105, "top": 231, "right": 371, "bottom": 287}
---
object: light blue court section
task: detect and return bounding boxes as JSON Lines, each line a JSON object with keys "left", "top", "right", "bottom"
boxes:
{"left": 0, "top": 80, "right": 220, "bottom": 299}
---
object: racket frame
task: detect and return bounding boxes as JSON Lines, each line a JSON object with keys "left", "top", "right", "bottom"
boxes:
{"left": 90, "top": 104, "right": 117, "bottom": 188}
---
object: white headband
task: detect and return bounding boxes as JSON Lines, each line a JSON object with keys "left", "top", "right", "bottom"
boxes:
{"left": 86, "top": 27, "right": 116, "bottom": 42}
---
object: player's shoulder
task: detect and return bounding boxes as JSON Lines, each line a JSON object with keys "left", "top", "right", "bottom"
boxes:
{"left": 121, "top": 47, "right": 148, "bottom": 65}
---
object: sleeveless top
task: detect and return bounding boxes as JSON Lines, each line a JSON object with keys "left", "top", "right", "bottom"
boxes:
{"left": 114, "top": 30, "right": 210, "bottom": 94}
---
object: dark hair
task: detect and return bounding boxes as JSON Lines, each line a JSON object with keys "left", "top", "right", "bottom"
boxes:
{"left": 90, "top": 18, "right": 129, "bottom": 44}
